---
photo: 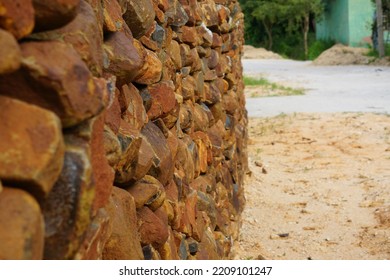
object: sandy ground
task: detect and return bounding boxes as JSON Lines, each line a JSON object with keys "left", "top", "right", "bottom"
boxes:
{"left": 233, "top": 113, "right": 390, "bottom": 260}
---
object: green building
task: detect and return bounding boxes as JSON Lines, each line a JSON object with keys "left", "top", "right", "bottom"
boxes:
{"left": 316, "top": 0, "right": 375, "bottom": 47}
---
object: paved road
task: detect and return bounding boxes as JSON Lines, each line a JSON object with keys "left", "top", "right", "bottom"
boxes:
{"left": 243, "top": 59, "right": 390, "bottom": 117}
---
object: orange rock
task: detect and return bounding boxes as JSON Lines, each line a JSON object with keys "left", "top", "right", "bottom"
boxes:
{"left": 126, "top": 175, "right": 162, "bottom": 209}
{"left": 105, "top": 89, "right": 121, "bottom": 134}
{"left": 146, "top": 80, "right": 177, "bottom": 120}
{"left": 158, "top": 227, "right": 179, "bottom": 260}
{"left": 0, "top": 187, "right": 44, "bottom": 259}
{"left": 134, "top": 48, "right": 163, "bottom": 84}
{"left": 122, "top": 0, "right": 155, "bottom": 39}
{"left": 0, "top": 29, "right": 21, "bottom": 74}
{"left": 102, "top": 0, "right": 125, "bottom": 32}
{"left": 0, "top": 0, "right": 34, "bottom": 39}
{"left": 103, "top": 187, "right": 144, "bottom": 259}
{"left": 0, "top": 96, "right": 64, "bottom": 199}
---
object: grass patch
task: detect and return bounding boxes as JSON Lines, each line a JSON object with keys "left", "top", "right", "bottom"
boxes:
{"left": 244, "top": 76, "right": 305, "bottom": 98}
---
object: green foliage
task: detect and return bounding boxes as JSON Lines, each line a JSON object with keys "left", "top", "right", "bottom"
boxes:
{"left": 307, "top": 39, "right": 335, "bottom": 60}
{"left": 244, "top": 76, "right": 305, "bottom": 97}
{"left": 366, "top": 44, "right": 390, "bottom": 57}
{"left": 243, "top": 76, "right": 269, "bottom": 86}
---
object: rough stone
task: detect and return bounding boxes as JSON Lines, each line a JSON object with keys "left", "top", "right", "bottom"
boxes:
{"left": 126, "top": 175, "right": 163, "bottom": 209}
{"left": 0, "top": 29, "right": 21, "bottom": 74}
{"left": 102, "top": 0, "right": 125, "bottom": 32}
{"left": 134, "top": 48, "right": 163, "bottom": 85}
{"left": 137, "top": 206, "right": 169, "bottom": 248}
{"left": 32, "top": 0, "right": 80, "bottom": 32}
{"left": 158, "top": 227, "right": 179, "bottom": 260}
{"left": 122, "top": 0, "right": 155, "bottom": 39}
{"left": 166, "top": 0, "right": 188, "bottom": 27}
{"left": 103, "top": 187, "right": 144, "bottom": 260}
{"left": 103, "top": 126, "right": 122, "bottom": 168}
{"left": 105, "top": 89, "right": 121, "bottom": 134}
{"left": 0, "top": 41, "right": 107, "bottom": 127}
{"left": 141, "top": 122, "right": 174, "bottom": 186}
{"left": 0, "top": 0, "right": 34, "bottom": 39}
{"left": 0, "top": 188, "right": 44, "bottom": 260}
{"left": 146, "top": 81, "right": 177, "bottom": 120}
{"left": 0, "top": 96, "right": 64, "bottom": 200}
{"left": 104, "top": 29, "right": 143, "bottom": 86}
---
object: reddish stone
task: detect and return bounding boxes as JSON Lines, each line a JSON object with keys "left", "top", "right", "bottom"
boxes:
{"left": 104, "top": 28, "right": 143, "bottom": 86}
{"left": 191, "top": 131, "right": 212, "bottom": 173}
{"left": 193, "top": 71, "right": 205, "bottom": 102}
{"left": 119, "top": 83, "right": 148, "bottom": 131}
{"left": 146, "top": 81, "right": 177, "bottom": 120}
{"left": 199, "top": 0, "right": 219, "bottom": 28}
{"left": 212, "top": 32, "right": 222, "bottom": 48}
{"left": 0, "top": 41, "right": 107, "bottom": 128}
{"left": 179, "top": 26, "right": 199, "bottom": 47}
{"left": 126, "top": 175, "right": 163, "bottom": 209}
{"left": 122, "top": 0, "right": 155, "bottom": 39}
{"left": 195, "top": 227, "right": 220, "bottom": 259}
{"left": 0, "top": 29, "right": 21, "bottom": 74}
{"left": 0, "top": 0, "right": 34, "bottom": 39}
{"left": 180, "top": 43, "right": 192, "bottom": 67}
{"left": 140, "top": 35, "right": 159, "bottom": 51}
{"left": 32, "top": 1, "right": 103, "bottom": 76}
{"left": 165, "top": 179, "right": 179, "bottom": 202}
{"left": 181, "top": 75, "right": 196, "bottom": 101}
{"left": 103, "top": 187, "right": 144, "bottom": 259}
{"left": 134, "top": 48, "right": 163, "bottom": 85}
{"left": 0, "top": 96, "right": 64, "bottom": 200}
{"left": 193, "top": 103, "right": 210, "bottom": 132}
{"left": 105, "top": 89, "right": 121, "bottom": 134}
{"left": 222, "top": 90, "right": 239, "bottom": 115}
{"left": 141, "top": 122, "right": 174, "bottom": 186}
{"left": 208, "top": 49, "right": 220, "bottom": 69}
{"left": 175, "top": 138, "right": 196, "bottom": 185}
{"left": 33, "top": 0, "right": 80, "bottom": 31}
{"left": 166, "top": 39, "right": 182, "bottom": 69}
{"left": 137, "top": 206, "right": 169, "bottom": 248}
{"left": 90, "top": 115, "right": 115, "bottom": 213}
{"left": 74, "top": 208, "right": 111, "bottom": 259}
{"left": 102, "top": 0, "right": 125, "bottom": 32}
{"left": 166, "top": 0, "right": 188, "bottom": 27}
{"left": 179, "top": 102, "right": 194, "bottom": 132}
{"left": 0, "top": 188, "right": 44, "bottom": 260}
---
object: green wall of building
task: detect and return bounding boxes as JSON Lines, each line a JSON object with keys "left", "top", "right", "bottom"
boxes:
{"left": 317, "top": 0, "right": 375, "bottom": 47}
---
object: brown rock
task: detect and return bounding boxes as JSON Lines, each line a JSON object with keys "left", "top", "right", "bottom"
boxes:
{"left": 141, "top": 122, "right": 174, "bottom": 186}
{"left": 33, "top": 0, "right": 80, "bottom": 32}
{"left": 126, "top": 175, "right": 162, "bottom": 209}
{"left": 208, "top": 49, "right": 220, "bottom": 69}
{"left": 0, "top": 188, "right": 44, "bottom": 260}
{"left": 146, "top": 81, "right": 177, "bottom": 120}
{"left": 179, "top": 0, "right": 202, "bottom": 26}
{"left": 114, "top": 120, "right": 143, "bottom": 185}
{"left": 191, "top": 131, "right": 212, "bottom": 173}
{"left": 90, "top": 116, "right": 115, "bottom": 213}
{"left": 31, "top": 1, "right": 103, "bottom": 76}
{"left": 193, "top": 103, "right": 210, "bottom": 132}
{"left": 104, "top": 29, "right": 143, "bottom": 86}
{"left": 165, "top": 179, "right": 179, "bottom": 202}
{"left": 0, "top": 41, "right": 107, "bottom": 127}
{"left": 222, "top": 90, "right": 239, "bottom": 115}
{"left": 119, "top": 83, "right": 148, "bottom": 131}
{"left": 193, "top": 71, "right": 206, "bottom": 102}
{"left": 0, "top": 96, "right": 64, "bottom": 200}
{"left": 134, "top": 48, "right": 163, "bottom": 84}
{"left": 181, "top": 75, "right": 196, "bottom": 101}
{"left": 102, "top": 0, "right": 125, "bottom": 32}
{"left": 142, "top": 244, "right": 162, "bottom": 259}
{"left": 166, "top": 0, "right": 188, "bottom": 27}
{"left": 0, "top": 29, "right": 21, "bottom": 74}
{"left": 212, "top": 32, "right": 222, "bottom": 48}
{"left": 43, "top": 142, "right": 95, "bottom": 259}
{"left": 103, "top": 187, "right": 144, "bottom": 260}
{"left": 196, "top": 227, "right": 220, "bottom": 259}
{"left": 158, "top": 227, "right": 179, "bottom": 260}
{"left": 74, "top": 208, "right": 111, "bottom": 259}
{"left": 179, "top": 26, "right": 199, "bottom": 47}
{"left": 200, "top": 0, "right": 219, "bottom": 28}
{"left": 0, "top": 0, "right": 34, "bottom": 39}
{"left": 166, "top": 39, "right": 182, "bottom": 69}
{"left": 137, "top": 206, "right": 169, "bottom": 248}
{"left": 122, "top": 0, "right": 155, "bottom": 39}
{"left": 105, "top": 89, "right": 121, "bottom": 134}
{"left": 197, "top": 23, "right": 213, "bottom": 47}
{"left": 103, "top": 126, "right": 122, "bottom": 167}
{"left": 175, "top": 138, "right": 196, "bottom": 185}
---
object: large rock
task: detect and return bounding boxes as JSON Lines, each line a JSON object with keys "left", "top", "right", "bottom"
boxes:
{"left": 120, "top": 83, "right": 148, "bottom": 131}
{"left": 137, "top": 206, "right": 169, "bottom": 248}
{"left": 146, "top": 81, "right": 177, "bottom": 120}
{"left": 126, "top": 175, "right": 165, "bottom": 210}
{"left": 32, "top": 0, "right": 80, "bottom": 32}
{"left": 134, "top": 48, "right": 163, "bottom": 85}
{"left": 42, "top": 143, "right": 95, "bottom": 260}
{"left": 31, "top": 1, "right": 103, "bottom": 76}
{"left": 103, "top": 187, "right": 144, "bottom": 259}
{"left": 141, "top": 122, "right": 174, "bottom": 186}
{"left": 0, "top": 41, "right": 107, "bottom": 127}
{"left": 0, "top": 29, "right": 21, "bottom": 74}
{"left": 0, "top": 96, "right": 64, "bottom": 200}
{"left": 122, "top": 0, "right": 155, "bottom": 39}
{"left": 0, "top": 0, "right": 34, "bottom": 39}
{"left": 104, "top": 28, "right": 143, "bottom": 86}
{"left": 0, "top": 188, "right": 44, "bottom": 260}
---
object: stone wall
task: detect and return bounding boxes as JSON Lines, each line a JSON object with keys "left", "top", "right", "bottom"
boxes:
{"left": 0, "top": 0, "right": 247, "bottom": 260}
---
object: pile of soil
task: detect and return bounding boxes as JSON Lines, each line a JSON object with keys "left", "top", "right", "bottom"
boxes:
{"left": 243, "top": 45, "right": 284, "bottom": 59}
{"left": 233, "top": 113, "right": 390, "bottom": 260}
{"left": 313, "top": 44, "right": 390, "bottom": 66}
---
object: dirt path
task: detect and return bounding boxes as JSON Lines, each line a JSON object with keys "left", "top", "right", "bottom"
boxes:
{"left": 233, "top": 113, "right": 390, "bottom": 260}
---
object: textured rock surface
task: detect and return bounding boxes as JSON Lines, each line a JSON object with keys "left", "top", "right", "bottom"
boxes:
{"left": 0, "top": 0, "right": 246, "bottom": 260}
{"left": 0, "top": 188, "right": 44, "bottom": 260}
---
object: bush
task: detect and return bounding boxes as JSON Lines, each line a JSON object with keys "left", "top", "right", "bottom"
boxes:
{"left": 307, "top": 39, "right": 335, "bottom": 60}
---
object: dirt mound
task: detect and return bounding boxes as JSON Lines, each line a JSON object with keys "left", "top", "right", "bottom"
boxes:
{"left": 313, "top": 44, "right": 390, "bottom": 66}
{"left": 243, "top": 45, "right": 284, "bottom": 59}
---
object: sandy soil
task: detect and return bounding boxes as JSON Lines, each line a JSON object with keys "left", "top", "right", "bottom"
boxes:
{"left": 233, "top": 113, "right": 390, "bottom": 260}
{"left": 243, "top": 45, "right": 284, "bottom": 59}
{"left": 312, "top": 44, "right": 390, "bottom": 66}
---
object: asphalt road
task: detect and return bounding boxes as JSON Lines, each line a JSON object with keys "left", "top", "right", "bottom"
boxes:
{"left": 243, "top": 59, "right": 390, "bottom": 117}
